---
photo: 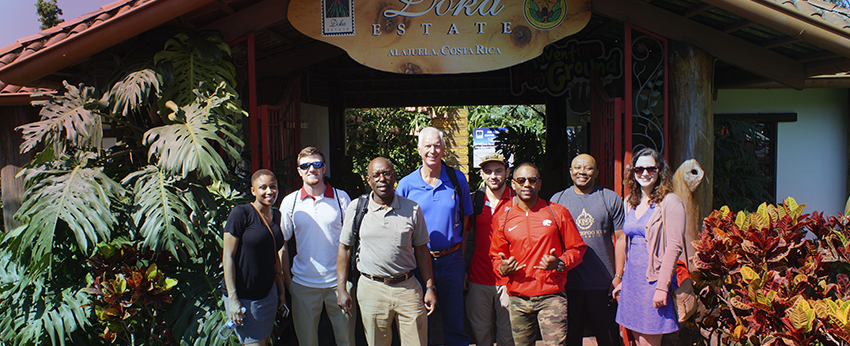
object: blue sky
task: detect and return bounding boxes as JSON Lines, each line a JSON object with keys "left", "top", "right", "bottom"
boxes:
{"left": 0, "top": 0, "right": 111, "bottom": 48}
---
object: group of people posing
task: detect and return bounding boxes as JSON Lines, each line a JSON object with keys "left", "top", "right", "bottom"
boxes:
{"left": 222, "top": 126, "right": 687, "bottom": 346}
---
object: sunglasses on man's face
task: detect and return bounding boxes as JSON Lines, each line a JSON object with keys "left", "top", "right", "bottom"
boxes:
{"left": 298, "top": 162, "right": 324, "bottom": 170}
{"left": 513, "top": 177, "right": 540, "bottom": 186}
{"left": 634, "top": 166, "right": 658, "bottom": 175}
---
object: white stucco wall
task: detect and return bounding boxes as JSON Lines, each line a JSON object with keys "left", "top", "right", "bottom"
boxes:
{"left": 714, "top": 88, "right": 848, "bottom": 215}
{"left": 300, "top": 103, "right": 332, "bottom": 175}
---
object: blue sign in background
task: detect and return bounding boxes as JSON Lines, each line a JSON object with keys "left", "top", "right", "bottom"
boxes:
{"left": 472, "top": 128, "right": 511, "bottom": 168}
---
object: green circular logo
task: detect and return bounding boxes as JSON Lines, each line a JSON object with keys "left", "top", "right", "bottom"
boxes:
{"left": 524, "top": 0, "right": 567, "bottom": 30}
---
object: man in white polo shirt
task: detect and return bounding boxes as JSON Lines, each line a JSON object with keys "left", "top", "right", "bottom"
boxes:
{"left": 280, "top": 146, "right": 354, "bottom": 346}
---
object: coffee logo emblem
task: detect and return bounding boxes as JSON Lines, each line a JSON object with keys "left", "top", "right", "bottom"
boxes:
{"left": 323, "top": 0, "right": 355, "bottom": 36}
{"left": 524, "top": 0, "right": 567, "bottom": 30}
{"left": 575, "top": 208, "right": 594, "bottom": 230}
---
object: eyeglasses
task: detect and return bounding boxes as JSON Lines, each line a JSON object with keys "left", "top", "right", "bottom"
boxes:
{"left": 634, "top": 166, "right": 658, "bottom": 175}
{"left": 513, "top": 177, "right": 539, "bottom": 186}
{"left": 371, "top": 171, "right": 394, "bottom": 181}
{"left": 298, "top": 162, "right": 324, "bottom": 170}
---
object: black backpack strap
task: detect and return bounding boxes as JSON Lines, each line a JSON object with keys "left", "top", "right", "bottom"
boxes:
{"left": 348, "top": 194, "right": 370, "bottom": 283}
{"left": 545, "top": 201, "right": 565, "bottom": 253}
{"left": 472, "top": 188, "right": 486, "bottom": 216}
{"left": 442, "top": 161, "right": 464, "bottom": 231}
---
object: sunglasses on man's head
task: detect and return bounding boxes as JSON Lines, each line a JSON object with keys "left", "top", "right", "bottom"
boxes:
{"left": 513, "top": 177, "right": 540, "bottom": 185}
{"left": 298, "top": 162, "right": 324, "bottom": 170}
{"left": 634, "top": 166, "right": 658, "bottom": 175}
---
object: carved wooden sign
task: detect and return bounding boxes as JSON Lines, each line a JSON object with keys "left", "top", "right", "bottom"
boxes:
{"left": 288, "top": 0, "right": 592, "bottom": 74}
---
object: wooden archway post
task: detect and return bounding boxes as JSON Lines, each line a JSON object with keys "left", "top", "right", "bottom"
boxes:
{"left": 668, "top": 42, "right": 714, "bottom": 265}
{"left": 1, "top": 165, "right": 25, "bottom": 231}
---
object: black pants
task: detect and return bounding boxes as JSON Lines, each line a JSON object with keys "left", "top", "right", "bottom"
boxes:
{"left": 566, "top": 289, "right": 621, "bottom": 346}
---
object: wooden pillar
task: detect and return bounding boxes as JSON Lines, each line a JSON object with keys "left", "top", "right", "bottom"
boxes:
{"left": 668, "top": 42, "right": 713, "bottom": 260}
{"left": 543, "top": 93, "right": 568, "bottom": 199}
{"left": 1, "top": 165, "right": 25, "bottom": 231}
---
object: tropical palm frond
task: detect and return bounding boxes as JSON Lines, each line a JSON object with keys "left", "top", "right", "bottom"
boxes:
{"left": 17, "top": 82, "right": 104, "bottom": 155}
{"left": 144, "top": 85, "right": 244, "bottom": 181}
{"left": 10, "top": 153, "right": 124, "bottom": 263}
{"left": 0, "top": 262, "right": 92, "bottom": 346}
{"left": 108, "top": 68, "right": 162, "bottom": 118}
{"left": 122, "top": 166, "right": 200, "bottom": 260}
{"left": 166, "top": 261, "right": 231, "bottom": 346}
{"left": 154, "top": 32, "right": 237, "bottom": 110}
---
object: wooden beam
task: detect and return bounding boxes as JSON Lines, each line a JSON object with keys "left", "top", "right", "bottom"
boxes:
{"left": 256, "top": 42, "right": 345, "bottom": 77}
{"left": 798, "top": 51, "right": 842, "bottom": 63}
{"left": 722, "top": 20, "right": 755, "bottom": 33}
{"left": 201, "top": 0, "right": 289, "bottom": 42}
{"left": 210, "top": 0, "right": 235, "bottom": 14}
{"left": 260, "top": 28, "right": 294, "bottom": 45}
{"left": 761, "top": 36, "right": 800, "bottom": 49}
{"left": 593, "top": 0, "right": 805, "bottom": 89}
{"left": 684, "top": 3, "right": 714, "bottom": 18}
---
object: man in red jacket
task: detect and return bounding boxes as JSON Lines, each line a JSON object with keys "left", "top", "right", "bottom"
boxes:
{"left": 492, "top": 162, "right": 587, "bottom": 346}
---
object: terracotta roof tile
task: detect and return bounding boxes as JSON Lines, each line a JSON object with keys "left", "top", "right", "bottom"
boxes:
{"left": 809, "top": 0, "right": 837, "bottom": 10}
{"left": 1, "top": 84, "right": 21, "bottom": 93}
{"left": 794, "top": 0, "right": 818, "bottom": 15}
{"left": 0, "top": 0, "right": 138, "bottom": 76}
{"left": 70, "top": 22, "right": 90, "bottom": 34}
{"left": 43, "top": 33, "right": 69, "bottom": 48}
{"left": 823, "top": 11, "right": 847, "bottom": 26}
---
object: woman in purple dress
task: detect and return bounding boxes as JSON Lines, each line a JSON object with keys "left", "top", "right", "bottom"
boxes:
{"left": 613, "top": 148, "right": 686, "bottom": 346}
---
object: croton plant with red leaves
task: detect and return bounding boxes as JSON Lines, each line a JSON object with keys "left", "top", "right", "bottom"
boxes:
{"left": 693, "top": 197, "right": 850, "bottom": 346}
{"left": 81, "top": 243, "right": 177, "bottom": 345}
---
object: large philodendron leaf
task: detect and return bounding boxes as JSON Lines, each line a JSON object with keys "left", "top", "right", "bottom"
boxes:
{"left": 154, "top": 32, "right": 237, "bottom": 109}
{"left": 122, "top": 166, "right": 199, "bottom": 259}
{"left": 11, "top": 153, "right": 124, "bottom": 262}
{"left": 144, "top": 85, "right": 243, "bottom": 181}
{"left": 108, "top": 68, "right": 162, "bottom": 118}
{"left": 0, "top": 252, "right": 91, "bottom": 346}
{"left": 16, "top": 81, "right": 103, "bottom": 156}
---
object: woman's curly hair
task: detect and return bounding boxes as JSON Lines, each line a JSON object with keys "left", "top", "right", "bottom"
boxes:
{"left": 625, "top": 148, "right": 674, "bottom": 209}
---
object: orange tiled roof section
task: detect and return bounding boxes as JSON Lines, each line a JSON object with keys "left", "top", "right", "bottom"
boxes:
{"left": 0, "top": 0, "right": 149, "bottom": 81}
{"left": 0, "top": 0, "right": 149, "bottom": 103}
{"left": 784, "top": 0, "right": 850, "bottom": 30}
{"left": 0, "top": 0, "right": 213, "bottom": 93}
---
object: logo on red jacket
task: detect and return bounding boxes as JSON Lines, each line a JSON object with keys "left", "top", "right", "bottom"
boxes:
{"left": 542, "top": 219, "right": 552, "bottom": 226}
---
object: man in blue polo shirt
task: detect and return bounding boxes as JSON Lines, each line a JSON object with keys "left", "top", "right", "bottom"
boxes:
{"left": 397, "top": 126, "right": 473, "bottom": 346}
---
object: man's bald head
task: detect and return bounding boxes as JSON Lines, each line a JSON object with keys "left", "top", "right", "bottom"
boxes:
{"left": 367, "top": 157, "right": 396, "bottom": 201}
{"left": 571, "top": 154, "right": 597, "bottom": 169}
{"left": 368, "top": 157, "right": 394, "bottom": 175}
{"left": 570, "top": 154, "right": 598, "bottom": 193}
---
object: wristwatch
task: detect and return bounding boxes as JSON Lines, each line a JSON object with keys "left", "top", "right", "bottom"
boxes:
{"left": 555, "top": 260, "right": 565, "bottom": 272}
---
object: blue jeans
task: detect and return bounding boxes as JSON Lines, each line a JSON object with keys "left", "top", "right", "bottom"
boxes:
{"left": 416, "top": 248, "right": 469, "bottom": 346}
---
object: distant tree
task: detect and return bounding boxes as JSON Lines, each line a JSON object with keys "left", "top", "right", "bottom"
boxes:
{"left": 35, "top": 0, "right": 64, "bottom": 30}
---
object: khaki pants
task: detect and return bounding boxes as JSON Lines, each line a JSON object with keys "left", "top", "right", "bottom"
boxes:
{"left": 357, "top": 276, "right": 427, "bottom": 346}
{"left": 290, "top": 281, "right": 355, "bottom": 346}
{"left": 466, "top": 282, "right": 514, "bottom": 346}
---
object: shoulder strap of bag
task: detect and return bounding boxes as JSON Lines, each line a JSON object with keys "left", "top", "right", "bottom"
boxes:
{"left": 251, "top": 203, "right": 278, "bottom": 250}
{"left": 472, "top": 188, "right": 486, "bottom": 216}
{"left": 442, "top": 161, "right": 464, "bottom": 229}
{"left": 334, "top": 188, "right": 342, "bottom": 226}
{"left": 545, "top": 201, "right": 566, "bottom": 252}
{"left": 250, "top": 204, "right": 284, "bottom": 277}
{"left": 352, "top": 194, "right": 370, "bottom": 243}
{"left": 600, "top": 188, "right": 611, "bottom": 222}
